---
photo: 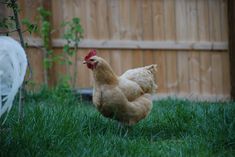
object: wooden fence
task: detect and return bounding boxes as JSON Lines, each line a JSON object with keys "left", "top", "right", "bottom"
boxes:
{"left": 4, "top": 0, "right": 230, "bottom": 100}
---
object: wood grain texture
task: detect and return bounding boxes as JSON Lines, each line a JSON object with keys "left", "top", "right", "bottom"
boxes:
{"left": 25, "top": 38, "right": 227, "bottom": 50}
{"left": 119, "top": 0, "right": 132, "bottom": 73}
{"left": 16, "top": 0, "right": 230, "bottom": 100}
{"left": 26, "top": 48, "right": 44, "bottom": 88}
{"left": 129, "top": 0, "right": 142, "bottom": 40}
{"left": 186, "top": 0, "right": 200, "bottom": 95}
{"left": 142, "top": 0, "right": 153, "bottom": 40}
{"left": 211, "top": 53, "right": 224, "bottom": 96}
{"left": 152, "top": 0, "right": 166, "bottom": 93}
{"left": 164, "top": 0, "right": 177, "bottom": 94}
{"left": 52, "top": 0, "right": 64, "bottom": 38}
{"left": 222, "top": 52, "right": 230, "bottom": 97}
{"left": 85, "top": 0, "right": 98, "bottom": 39}
{"left": 220, "top": 0, "right": 228, "bottom": 41}
{"left": 175, "top": 0, "right": 189, "bottom": 95}
{"left": 74, "top": 0, "right": 88, "bottom": 38}
{"left": 152, "top": 0, "right": 164, "bottom": 40}
{"left": 163, "top": 0, "right": 176, "bottom": 40}
{"left": 132, "top": 50, "right": 143, "bottom": 68}
{"left": 155, "top": 51, "right": 167, "bottom": 93}
{"left": 197, "top": 0, "right": 212, "bottom": 96}
{"left": 96, "top": 0, "right": 109, "bottom": 39}
{"left": 209, "top": 0, "right": 224, "bottom": 96}
{"left": 166, "top": 51, "right": 178, "bottom": 94}
{"left": 107, "top": 0, "right": 120, "bottom": 40}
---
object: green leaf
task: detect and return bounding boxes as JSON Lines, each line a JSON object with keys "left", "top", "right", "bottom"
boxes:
{"left": 22, "top": 18, "right": 38, "bottom": 34}
{"left": 37, "top": 7, "right": 51, "bottom": 19}
{"left": 60, "top": 21, "right": 69, "bottom": 27}
{"left": 68, "top": 50, "right": 75, "bottom": 56}
{"left": 72, "top": 17, "right": 80, "bottom": 24}
{"left": 63, "top": 45, "right": 70, "bottom": 53}
{"left": 43, "top": 58, "right": 53, "bottom": 69}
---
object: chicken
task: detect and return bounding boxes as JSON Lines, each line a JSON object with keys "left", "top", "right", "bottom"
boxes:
{"left": 0, "top": 36, "right": 27, "bottom": 121}
{"left": 83, "top": 49, "right": 157, "bottom": 125}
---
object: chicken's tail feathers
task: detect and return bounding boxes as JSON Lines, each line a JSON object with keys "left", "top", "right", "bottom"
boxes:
{"left": 145, "top": 64, "right": 158, "bottom": 74}
{"left": 145, "top": 64, "right": 158, "bottom": 92}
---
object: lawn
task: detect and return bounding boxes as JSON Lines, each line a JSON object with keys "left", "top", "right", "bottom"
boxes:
{"left": 0, "top": 87, "right": 235, "bottom": 157}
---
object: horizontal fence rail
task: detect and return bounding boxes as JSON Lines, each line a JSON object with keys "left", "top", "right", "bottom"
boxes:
{"left": 24, "top": 37, "right": 228, "bottom": 51}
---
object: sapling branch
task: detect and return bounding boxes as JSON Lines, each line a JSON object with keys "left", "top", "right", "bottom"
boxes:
{"left": 0, "top": 28, "right": 34, "bottom": 35}
{"left": 10, "top": 0, "right": 33, "bottom": 122}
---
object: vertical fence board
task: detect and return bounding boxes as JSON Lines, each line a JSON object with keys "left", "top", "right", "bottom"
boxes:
{"left": 221, "top": 0, "right": 228, "bottom": 41}
{"left": 200, "top": 52, "right": 212, "bottom": 95}
{"left": 107, "top": 0, "right": 120, "bottom": 39}
{"left": 110, "top": 50, "right": 122, "bottom": 75}
{"left": 209, "top": 0, "right": 224, "bottom": 95}
{"left": 177, "top": 51, "right": 189, "bottom": 96}
{"left": 166, "top": 51, "right": 178, "bottom": 94}
{"left": 107, "top": 1, "right": 122, "bottom": 75}
{"left": 211, "top": 53, "right": 224, "bottom": 96}
{"left": 143, "top": 51, "right": 154, "bottom": 66}
{"left": 119, "top": 0, "right": 132, "bottom": 72}
{"left": 163, "top": 0, "right": 176, "bottom": 40}
{"left": 176, "top": 0, "right": 189, "bottom": 96}
{"left": 155, "top": 51, "right": 167, "bottom": 93}
{"left": 129, "top": 0, "right": 142, "bottom": 40}
{"left": 197, "top": 0, "right": 212, "bottom": 95}
{"left": 141, "top": 0, "right": 153, "bottom": 75}
{"left": 209, "top": 0, "right": 222, "bottom": 41}
{"left": 26, "top": 48, "right": 44, "bottom": 88}
{"left": 86, "top": 0, "right": 98, "bottom": 39}
{"left": 130, "top": 0, "right": 143, "bottom": 72}
{"left": 52, "top": 0, "right": 64, "bottom": 38}
{"left": 132, "top": 51, "right": 143, "bottom": 68}
{"left": 222, "top": 52, "right": 230, "bottom": 97}
{"left": 220, "top": 0, "right": 229, "bottom": 96}
{"left": 153, "top": 0, "right": 166, "bottom": 93}
{"left": 98, "top": 50, "right": 111, "bottom": 64}
{"left": 152, "top": 0, "right": 164, "bottom": 41}
{"left": 97, "top": 0, "right": 109, "bottom": 39}
{"left": 186, "top": 0, "right": 200, "bottom": 95}
{"left": 74, "top": 0, "right": 87, "bottom": 38}
{"left": 122, "top": 51, "right": 133, "bottom": 72}
{"left": 142, "top": 0, "right": 153, "bottom": 40}
{"left": 164, "top": 0, "right": 177, "bottom": 94}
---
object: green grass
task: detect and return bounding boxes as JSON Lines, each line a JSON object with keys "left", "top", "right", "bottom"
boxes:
{"left": 0, "top": 87, "right": 235, "bottom": 157}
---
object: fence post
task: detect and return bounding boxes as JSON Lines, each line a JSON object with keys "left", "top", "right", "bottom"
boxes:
{"left": 228, "top": 0, "right": 235, "bottom": 99}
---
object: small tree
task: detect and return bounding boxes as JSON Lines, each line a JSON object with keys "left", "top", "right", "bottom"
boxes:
{"left": 37, "top": 6, "right": 53, "bottom": 86}
{"left": 62, "top": 18, "right": 83, "bottom": 89}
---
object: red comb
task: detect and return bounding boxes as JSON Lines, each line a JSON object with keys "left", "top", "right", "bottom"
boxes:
{"left": 85, "top": 49, "right": 97, "bottom": 61}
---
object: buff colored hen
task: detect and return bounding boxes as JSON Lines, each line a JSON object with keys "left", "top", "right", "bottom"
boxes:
{"left": 83, "top": 50, "right": 157, "bottom": 125}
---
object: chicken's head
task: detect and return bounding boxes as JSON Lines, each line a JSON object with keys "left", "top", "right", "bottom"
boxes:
{"left": 83, "top": 49, "right": 99, "bottom": 70}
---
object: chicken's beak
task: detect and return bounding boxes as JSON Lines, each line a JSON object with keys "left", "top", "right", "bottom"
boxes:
{"left": 83, "top": 61, "right": 87, "bottom": 64}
